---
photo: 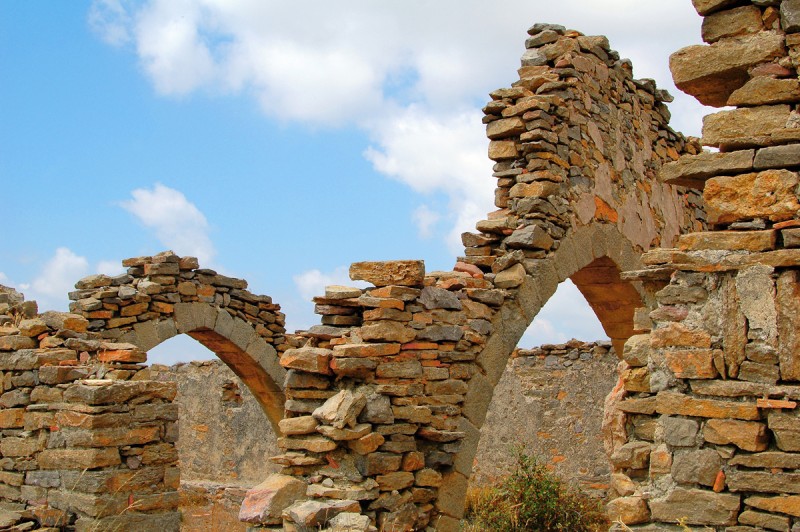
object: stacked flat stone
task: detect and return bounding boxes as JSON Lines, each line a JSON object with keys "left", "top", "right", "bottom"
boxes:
{"left": 248, "top": 260, "right": 501, "bottom": 531}
{"left": 0, "top": 286, "right": 179, "bottom": 530}
{"left": 607, "top": 1, "right": 800, "bottom": 529}
{"left": 68, "top": 250, "right": 286, "bottom": 353}
{"left": 470, "top": 22, "right": 704, "bottom": 280}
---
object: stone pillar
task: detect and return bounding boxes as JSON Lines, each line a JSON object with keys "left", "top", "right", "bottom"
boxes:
{"left": 609, "top": 2, "right": 800, "bottom": 529}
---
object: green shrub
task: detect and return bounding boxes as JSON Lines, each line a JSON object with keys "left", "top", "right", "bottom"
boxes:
{"left": 462, "top": 451, "right": 608, "bottom": 531}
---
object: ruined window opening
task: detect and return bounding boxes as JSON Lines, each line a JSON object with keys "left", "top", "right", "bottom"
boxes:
{"left": 143, "top": 335, "right": 280, "bottom": 532}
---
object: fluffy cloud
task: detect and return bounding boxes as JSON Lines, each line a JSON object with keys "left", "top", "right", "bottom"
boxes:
{"left": 519, "top": 280, "right": 607, "bottom": 347}
{"left": 120, "top": 183, "right": 215, "bottom": 265}
{"left": 90, "top": 0, "right": 709, "bottom": 252}
{"left": 412, "top": 205, "right": 441, "bottom": 240}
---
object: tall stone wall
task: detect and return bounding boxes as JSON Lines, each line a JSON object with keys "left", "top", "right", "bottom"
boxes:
{"left": 605, "top": 1, "right": 800, "bottom": 530}
{"left": 473, "top": 341, "right": 618, "bottom": 497}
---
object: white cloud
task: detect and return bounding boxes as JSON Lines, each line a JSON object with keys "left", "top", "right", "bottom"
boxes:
{"left": 292, "top": 266, "right": 358, "bottom": 302}
{"left": 412, "top": 205, "right": 440, "bottom": 239}
{"left": 96, "top": 260, "right": 125, "bottom": 277}
{"left": 89, "top": 0, "right": 709, "bottom": 253}
{"left": 285, "top": 266, "right": 370, "bottom": 334}
{"left": 120, "top": 183, "right": 215, "bottom": 265}
{"left": 9, "top": 248, "right": 91, "bottom": 312}
{"left": 519, "top": 279, "right": 607, "bottom": 348}
{"left": 88, "top": 0, "right": 132, "bottom": 46}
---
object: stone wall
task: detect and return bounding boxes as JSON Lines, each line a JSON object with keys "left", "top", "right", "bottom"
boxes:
{"left": 605, "top": 1, "right": 800, "bottom": 530}
{"left": 473, "top": 341, "right": 618, "bottom": 497}
{"left": 0, "top": 286, "right": 180, "bottom": 531}
{"left": 146, "top": 341, "right": 616, "bottom": 529}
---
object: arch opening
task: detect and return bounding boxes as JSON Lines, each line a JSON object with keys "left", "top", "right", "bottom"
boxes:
{"left": 145, "top": 335, "right": 279, "bottom": 532}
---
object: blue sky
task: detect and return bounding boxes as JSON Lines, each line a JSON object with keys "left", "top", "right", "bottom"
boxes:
{"left": 0, "top": 1, "right": 707, "bottom": 363}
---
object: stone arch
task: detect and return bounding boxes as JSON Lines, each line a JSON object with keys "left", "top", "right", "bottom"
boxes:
{"left": 119, "top": 302, "right": 286, "bottom": 432}
{"left": 439, "top": 223, "right": 647, "bottom": 520}
{"left": 68, "top": 252, "right": 287, "bottom": 432}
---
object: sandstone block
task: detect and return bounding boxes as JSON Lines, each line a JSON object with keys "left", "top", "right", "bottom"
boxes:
{"left": 505, "top": 224, "right": 554, "bottom": 250}
{"left": 488, "top": 140, "right": 518, "bottom": 161}
{"left": 332, "top": 343, "right": 400, "bottom": 358}
{"left": 376, "top": 359, "right": 423, "bottom": 379}
{"left": 670, "top": 32, "right": 785, "bottom": 107}
{"left": 768, "top": 410, "right": 800, "bottom": 451}
{"left": 745, "top": 494, "right": 800, "bottom": 517}
{"left": 277, "top": 436, "right": 337, "bottom": 453}
{"left": 660, "top": 149, "right": 754, "bottom": 188}
{"left": 376, "top": 471, "right": 414, "bottom": 491}
{"left": 777, "top": 270, "right": 800, "bottom": 381}
{"left": 704, "top": 170, "right": 800, "bottom": 224}
{"left": 621, "top": 367, "right": 650, "bottom": 392}
{"left": 665, "top": 349, "right": 719, "bottom": 379}
{"left": 678, "top": 231, "right": 776, "bottom": 252}
{"left": 610, "top": 441, "right": 650, "bottom": 470}
{"left": 782, "top": 227, "right": 800, "bottom": 248}
{"left": 701, "top": 5, "right": 762, "bottom": 44}
{"left": 704, "top": 419, "right": 768, "bottom": 451}
{"left": 349, "top": 260, "right": 424, "bottom": 287}
{"left": 623, "top": 334, "right": 650, "bottom": 367}
{"left": 238, "top": 474, "right": 307, "bottom": 525}
{"left": 738, "top": 510, "right": 790, "bottom": 531}
{"left": 650, "top": 323, "right": 711, "bottom": 348}
{"left": 729, "top": 76, "right": 800, "bottom": 107}
{"left": 727, "top": 470, "right": 800, "bottom": 493}
{"left": 278, "top": 416, "right": 318, "bottom": 436}
{"left": 280, "top": 347, "right": 332, "bottom": 375}
{"left": 317, "top": 423, "right": 371, "bottom": 441}
{"left": 494, "top": 263, "right": 526, "bottom": 289}
{"left": 360, "top": 321, "right": 416, "bottom": 343}
{"left": 347, "top": 433, "right": 384, "bottom": 455}
{"left": 313, "top": 390, "right": 367, "bottom": 429}
{"left": 702, "top": 105, "right": 792, "bottom": 148}
{"left": 691, "top": 0, "right": 739, "bottom": 16}
{"left": 486, "top": 117, "right": 525, "bottom": 139}
{"left": 649, "top": 488, "right": 739, "bottom": 526}
{"left": 283, "top": 499, "right": 361, "bottom": 529}
{"left": 606, "top": 496, "right": 650, "bottom": 525}
{"left": 508, "top": 181, "right": 559, "bottom": 199}
{"left": 656, "top": 391, "right": 760, "bottom": 420}
{"left": 38, "top": 448, "right": 120, "bottom": 470}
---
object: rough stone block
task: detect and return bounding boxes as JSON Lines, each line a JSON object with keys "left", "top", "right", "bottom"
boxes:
{"left": 704, "top": 419, "right": 768, "bottom": 451}
{"left": 730, "top": 77, "right": 800, "bottom": 107}
{"left": 670, "top": 32, "right": 785, "bottom": 107}
{"left": 239, "top": 474, "right": 307, "bottom": 524}
{"left": 665, "top": 349, "right": 719, "bottom": 379}
{"left": 655, "top": 391, "right": 760, "bottom": 420}
{"left": 745, "top": 494, "right": 800, "bottom": 517}
{"left": 349, "top": 260, "right": 425, "bottom": 287}
{"left": 678, "top": 231, "right": 776, "bottom": 252}
{"left": 649, "top": 488, "right": 740, "bottom": 526}
{"left": 660, "top": 150, "right": 754, "bottom": 188}
{"left": 702, "top": 105, "right": 792, "bottom": 148}
{"left": 704, "top": 170, "right": 800, "bottom": 224}
{"left": 701, "top": 6, "right": 762, "bottom": 43}
{"left": 280, "top": 347, "right": 332, "bottom": 375}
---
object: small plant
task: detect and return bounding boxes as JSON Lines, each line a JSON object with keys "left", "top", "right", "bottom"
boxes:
{"left": 462, "top": 450, "right": 608, "bottom": 532}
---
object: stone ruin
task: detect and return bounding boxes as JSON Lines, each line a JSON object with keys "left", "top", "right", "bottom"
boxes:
{"left": 1, "top": 0, "right": 800, "bottom": 530}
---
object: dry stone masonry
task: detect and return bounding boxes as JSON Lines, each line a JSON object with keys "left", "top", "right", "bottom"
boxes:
{"left": 2, "top": 1, "right": 800, "bottom": 530}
